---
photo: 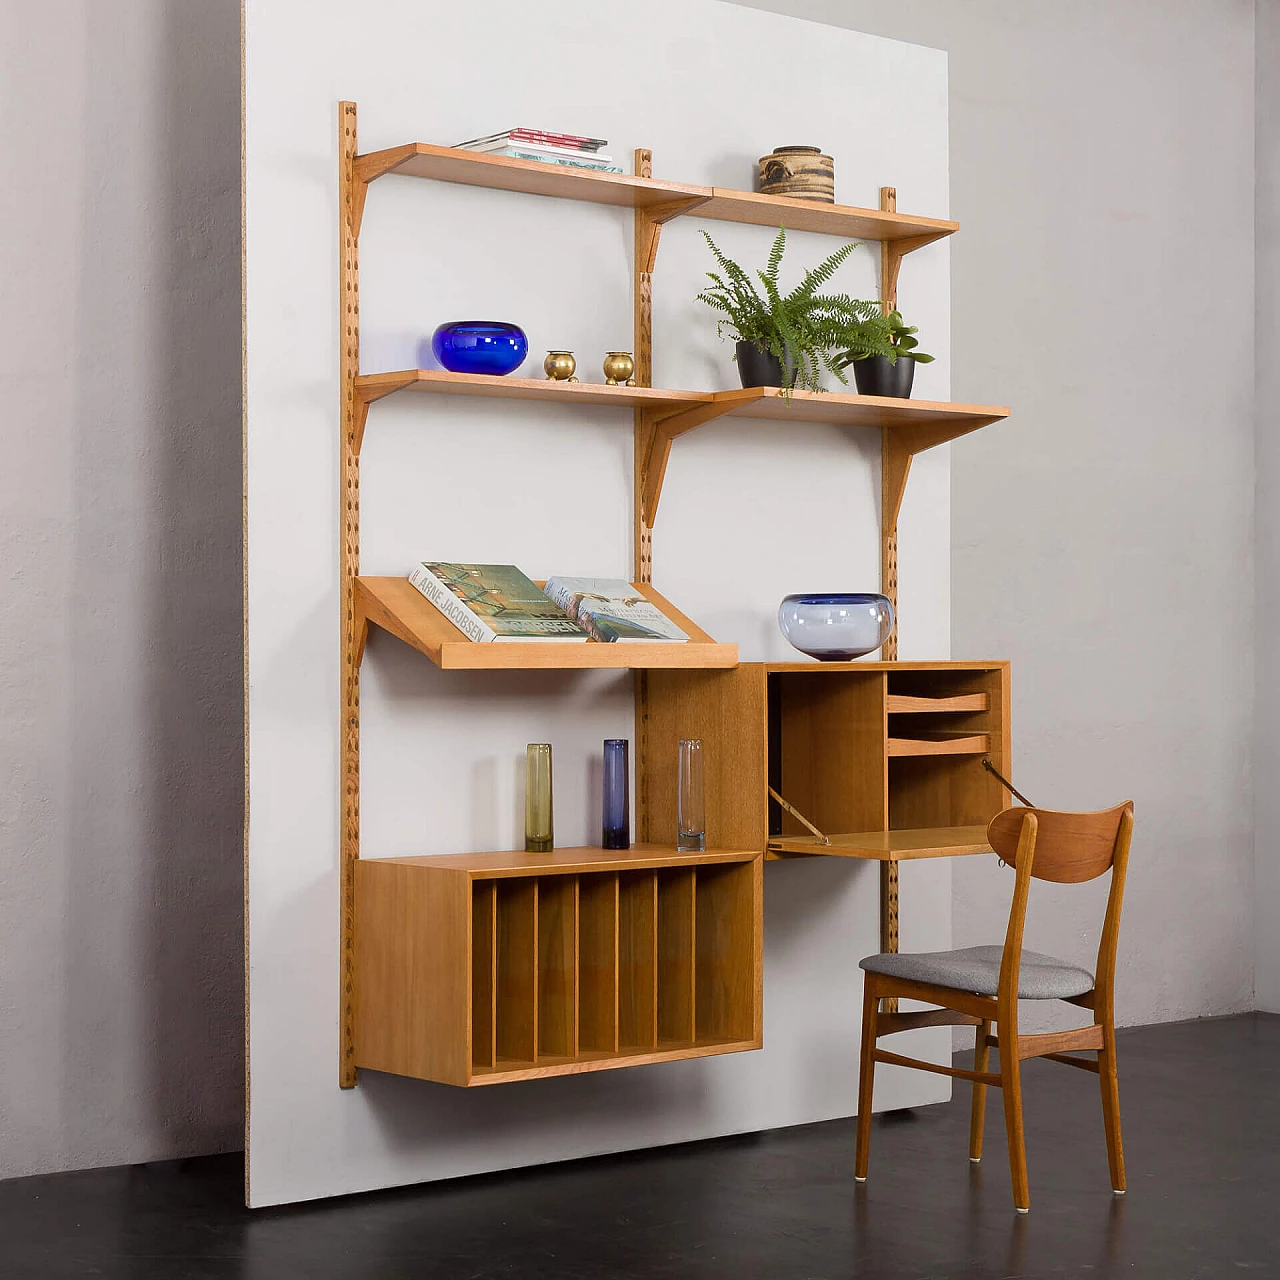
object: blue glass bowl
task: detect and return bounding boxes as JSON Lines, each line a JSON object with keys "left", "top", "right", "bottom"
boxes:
{"left": 778, "top": 593, "right": 895, "bottom": 660}
{"left": 431, "top": 321, "right": 528, "bottom": 376}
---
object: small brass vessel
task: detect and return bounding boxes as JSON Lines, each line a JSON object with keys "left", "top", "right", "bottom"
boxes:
{"left": 544, "top": 350, "right": 578, "bottom": 382}
{"left": 602, "top": 351, "right": 637, "bottom": 386}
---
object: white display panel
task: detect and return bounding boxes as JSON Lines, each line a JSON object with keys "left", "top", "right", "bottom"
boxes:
{"left": 245, "top": 0, "right": 951, "bottom": 1206}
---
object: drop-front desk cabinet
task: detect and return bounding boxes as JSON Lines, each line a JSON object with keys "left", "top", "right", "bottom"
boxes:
{"left": 354, "top": 660, "right": 1009, "bottom": 1087}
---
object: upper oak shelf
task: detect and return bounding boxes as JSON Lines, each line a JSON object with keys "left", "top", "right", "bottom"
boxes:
{"left": 354, "top": 370, "right": 1009, "bottom": 454}
{"left": 352, "top": 142, "right": 957, "bottom": 245}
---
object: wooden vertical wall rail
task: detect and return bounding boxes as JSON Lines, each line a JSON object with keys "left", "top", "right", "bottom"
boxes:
{"left": 339, "top": 101, "right": 365, "bottom": 1087}
{"left": 878, "top": 185, "right": 901, "bottom": 1012}
{"left": 634, "top": 148, "right": 655, "bottom": 842}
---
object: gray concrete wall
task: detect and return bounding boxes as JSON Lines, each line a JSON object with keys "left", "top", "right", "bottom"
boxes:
{"left": 0, "top": 0, "right": 244, "bottom": 1176}
{"left": 741, "top": 0, "right": 1258, "bottom": 1033}
{"left": 1257, "top": 0, "right": 1280, "bottom": 1013}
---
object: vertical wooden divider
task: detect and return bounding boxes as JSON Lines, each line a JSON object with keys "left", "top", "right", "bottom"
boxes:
{"left": 537, "top": 877, "right": 579, "bottom": 1060}
{"left": 695, "top": 862, "right": 760, "bottom": 1044}
{"left": 580, "top": 873, "right": 620, "bottom": 1053}
{"left": 618, "top": 871, "right": 659, "bottom": 1050}
{"left": 657, "top": 869, "right": 697, "bottom": 1044}
{"left": 471, "top": 881, "right": 497, "bottom": 1072}
{"left": 496, "top": 879, "right": 538, "bottom": 1064}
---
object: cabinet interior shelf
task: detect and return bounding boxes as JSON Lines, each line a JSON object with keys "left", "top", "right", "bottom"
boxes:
{"left": 353, "top": 142, "right": 958, "bottom": 245}
{"left": 356, "top": 576, "right": 738, "bottom": 670}
{"left": 887, "top": 733, "right": 990, "bottom": 757}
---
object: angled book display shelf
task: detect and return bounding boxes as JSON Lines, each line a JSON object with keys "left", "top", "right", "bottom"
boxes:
{"left": 337, "top": 101, "right": 1013, "bottom": 1088}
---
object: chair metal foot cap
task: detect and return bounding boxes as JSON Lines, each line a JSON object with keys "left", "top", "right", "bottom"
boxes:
{"left": 854, "top": 1176, "right": 867, "bottom": 1184}
{"left": 1113, "top": 1189, "right": 1125, "bottom": 1196}
{"left": 969, "top": 1157, "right": 981, "bottom": 1164}
{"left": 1015, "top": 1207, "right": 1030, "bottom": 1215}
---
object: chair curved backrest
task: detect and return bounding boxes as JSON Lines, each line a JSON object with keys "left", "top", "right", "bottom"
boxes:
{"left": 986, "top": 802, "right": 1135, "bottom": 1018}
{"left": 988, "top": 803, "right": 1133, "bottom": 883}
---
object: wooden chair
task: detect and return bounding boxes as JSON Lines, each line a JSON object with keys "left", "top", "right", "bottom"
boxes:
{"left": 854, "top": 802, "right": 1134, "bottom": 1213}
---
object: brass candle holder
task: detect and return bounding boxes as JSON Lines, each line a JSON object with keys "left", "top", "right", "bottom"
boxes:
{"left": 544, "top": 350, "right": 578, "bottom": 382}
{"left": 602, "top": 351, "right": 637, "bottom": 386}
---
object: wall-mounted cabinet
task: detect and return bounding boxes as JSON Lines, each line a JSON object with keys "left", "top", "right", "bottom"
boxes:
{"left": 641, "top": 661, "right": 1010, "bottom": 859}
{"left": 355, "top": 846, "right": 762, "bottom": 1086}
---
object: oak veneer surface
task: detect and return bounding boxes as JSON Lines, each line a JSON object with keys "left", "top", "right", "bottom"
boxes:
{"left": 887, "top": 692, "right": 989, "bottom": 714}
{"left": 767, "top": 825, "right": 994, "bottom": 860}
{"left": 357, "top": 369, "right": 710, "bottom": 413}
{"left": 707, "top": 387, "right": 1008, "bottom": 432}
{"left": 357, "top": 143, "right": 957, "bottom": 245}
{"left": 887, "top": 733, "right": 990, "bottom": 758}
{"left": 372, "top": 844, "right": 759, "bottom": 877}
{"left": 358, "top": 142, "right": 709, "bottom": 208}
{"left": 777, "top": 671, "right": 887, "bottom": 836}
{"left": 356, "top": 577, "right": 737, "bottom": 671}
{"left": 468, "top": 1037, "right": 760, "bottom": 1085}
{"left": 354, "top": 860, "right": 471, "bottom": 1085}
{"left": 578, "top": 875, "right": 619, "bottom": 1054}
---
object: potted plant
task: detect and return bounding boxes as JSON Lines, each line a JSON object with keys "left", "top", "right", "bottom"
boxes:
{"left": 834, "top": 309, "right": 934, "bottom": 398}
{"left": 696, "top": 227, "right": 881, "bottom": 393}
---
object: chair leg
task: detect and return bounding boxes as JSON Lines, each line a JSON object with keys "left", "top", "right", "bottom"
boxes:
{"left": 854, "top": 979, "right": 879, "bottom": 1182}
{"left": 1000, "top": 1036, "right": 1030, "bottom": 1212}
{"left": 1098, "top": 1018, "right": 1126, "bottom": 1194}
{"left": 969, "top": 1018, "right": 991, "bottom": 1162}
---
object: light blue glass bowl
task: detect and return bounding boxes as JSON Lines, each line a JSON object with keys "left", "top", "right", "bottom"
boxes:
{"left": 778, "top": 593, "right": 895, "bottom": 660}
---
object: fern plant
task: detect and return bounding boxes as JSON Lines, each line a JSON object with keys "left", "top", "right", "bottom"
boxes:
{"left": 695, "top": 227, "right": 881, "bottom": 393}
{"left": 834, "top": 309, "right": 935, "bottom": 367}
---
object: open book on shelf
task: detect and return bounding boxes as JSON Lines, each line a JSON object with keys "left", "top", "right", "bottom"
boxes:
{"left": 409, "top": 564, "right": 691, "bottom": 645}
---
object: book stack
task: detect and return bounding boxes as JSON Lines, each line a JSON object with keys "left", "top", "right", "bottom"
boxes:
{"left": 453, "top": 128, "right": 623, "bottom": 174}
{"left": 407, "top": 564, "right": 690, "bottom": 644}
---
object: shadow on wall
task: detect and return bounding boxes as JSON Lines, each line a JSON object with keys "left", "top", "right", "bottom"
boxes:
{"left": 63, "top": 0, "right": 244, "bottom": 1165}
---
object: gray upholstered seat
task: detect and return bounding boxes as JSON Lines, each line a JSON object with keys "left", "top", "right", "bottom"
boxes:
{"left": 859, "top": 945, "right": 1095, "bottom": 1000}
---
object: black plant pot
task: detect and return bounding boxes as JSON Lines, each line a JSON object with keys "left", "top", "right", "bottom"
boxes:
{"left": 853, "top": 355, "right": 915, "bottom": 398}
{"left": 735, "top": 341, "right": 794, "bottom": 388}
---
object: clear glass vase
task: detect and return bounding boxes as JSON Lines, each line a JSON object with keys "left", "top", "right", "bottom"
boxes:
{"left": 677, "top": 738, "right": 705, "bottom": 853}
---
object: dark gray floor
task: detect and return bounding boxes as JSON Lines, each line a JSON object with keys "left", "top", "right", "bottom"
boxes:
{"left": 3, "top": 1014, "right": 1277, "bottom": 1279}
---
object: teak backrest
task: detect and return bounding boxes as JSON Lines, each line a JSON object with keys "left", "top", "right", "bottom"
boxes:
{"left": 988, "top": 803, "right": 1135, "bottom": 1017}
{"left": 987, "top": 804, "right": 1132, "bottom": 883}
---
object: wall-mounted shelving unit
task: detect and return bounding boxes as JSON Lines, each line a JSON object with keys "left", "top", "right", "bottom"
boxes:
{"left": 338, "top": 101, "right": 1012, "bottom": 1088}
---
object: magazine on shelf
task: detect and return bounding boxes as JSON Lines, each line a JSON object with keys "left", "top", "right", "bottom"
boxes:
{"left": 455, "top": 128, "right": 608, "bottom": 152}
{"left": 471, "top": 147, "right": 622, "bottom": 173}
{"left": 463, "top": 138, "right": 615, "bottom": 163}
{"left": 542, "top": 577, "right": 690, "bottom": 643}
{"left": 408, "top": 563, "right": 590, "bottom": 643}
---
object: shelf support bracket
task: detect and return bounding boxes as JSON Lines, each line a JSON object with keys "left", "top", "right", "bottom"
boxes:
{"left": 768, "top": 788, "right": 830, "bottom": 846}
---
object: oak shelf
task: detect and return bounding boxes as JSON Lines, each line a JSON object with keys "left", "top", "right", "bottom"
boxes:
{"left": 887, "top": 733, "right": 990, "bottom": 758}
{"left": 352, "top": 141, "right": 957, "bottom": 244}
{"left": 375, "top": 843, "right": 762, "bottom": 877}
{"left": 356, "top": 576, "right": 738, "bottom": 670}
{"left": 887, "top": 692, "right": 989, "bottom": 714}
